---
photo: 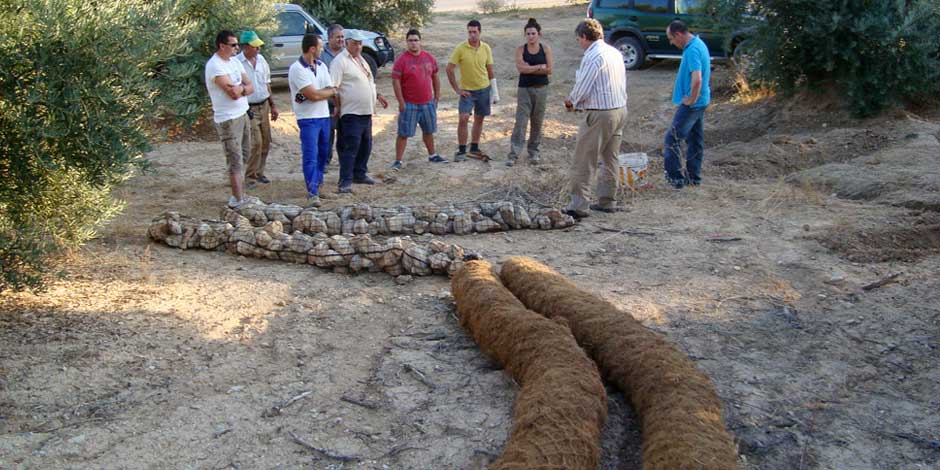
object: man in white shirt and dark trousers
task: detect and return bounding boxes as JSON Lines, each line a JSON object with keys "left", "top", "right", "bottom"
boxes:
{"left": 330, "top": 30, "right": 388, "bottom": 194}
{"left": 205, "top": 30, "right": 256, "bottom": 209}
{"left": 563, "top": 19, "right": 628, "bottom": 219}
{"left": 289, "top": 34, "right": 338, "bottom": 208}
{"left": 236, "top": 30, "right": 279, "bottom": 189}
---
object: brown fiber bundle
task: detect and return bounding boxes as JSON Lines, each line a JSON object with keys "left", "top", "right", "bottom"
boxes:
{"left": 500, "top": 257, "right": 737, "bottom": 470}
{"left": 451, "top": 260, "right": 607, "bottom": 470}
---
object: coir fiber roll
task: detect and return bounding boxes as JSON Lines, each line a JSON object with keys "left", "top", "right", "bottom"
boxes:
{"left": 451, "top": 260, "right": 607, "bottom": 470}
{"left": 500, "top": 257, "right": 737, "bottom": 470}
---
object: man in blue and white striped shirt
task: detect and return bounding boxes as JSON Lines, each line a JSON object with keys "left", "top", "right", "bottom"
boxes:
{"left": 563, "top": 19, "right": 628, "bottom": 218}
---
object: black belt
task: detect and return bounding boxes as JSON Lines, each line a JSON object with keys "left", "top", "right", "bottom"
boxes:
{"left": 248, "top": 101, "right": 267, "bottom": 106}
{"left": 586, "top": 107, "right": 619, "bottom": 111}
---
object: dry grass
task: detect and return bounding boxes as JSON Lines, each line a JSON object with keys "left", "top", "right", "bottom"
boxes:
{"left": 728, "top": 67, "right": 775, "bottom": 105}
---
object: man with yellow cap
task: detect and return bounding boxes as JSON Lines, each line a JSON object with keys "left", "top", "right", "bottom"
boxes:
{"left": 236, "top": 30, "right": 279, "bottom": 188}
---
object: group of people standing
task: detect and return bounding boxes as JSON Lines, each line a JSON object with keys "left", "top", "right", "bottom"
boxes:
{"left": 204, "top": 17, "right": 710, "bottom": 216}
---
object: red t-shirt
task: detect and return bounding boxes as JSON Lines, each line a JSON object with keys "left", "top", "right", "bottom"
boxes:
{"left": 391, "top": 50, "right": 438, "bottom": 104}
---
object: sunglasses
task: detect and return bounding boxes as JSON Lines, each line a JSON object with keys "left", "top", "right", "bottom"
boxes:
{"left": 226, "top": 42, "right": 239, "bottom": 47}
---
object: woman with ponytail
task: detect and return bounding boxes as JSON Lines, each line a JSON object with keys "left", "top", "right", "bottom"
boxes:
{"left": 507, "top": 18, "right": 553, "bottom": 167}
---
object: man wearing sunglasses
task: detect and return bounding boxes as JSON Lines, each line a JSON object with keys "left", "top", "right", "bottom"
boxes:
{"left": 205, "top": 30, "right": 256, "bottom": 209}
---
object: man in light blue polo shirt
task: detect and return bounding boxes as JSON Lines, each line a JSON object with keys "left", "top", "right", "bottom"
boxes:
{"left": 663, "top": 20, "right": 710, "bottom": 189}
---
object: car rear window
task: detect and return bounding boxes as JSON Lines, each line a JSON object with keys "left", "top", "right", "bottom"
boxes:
{"left": 597, "top": 0, "right": 631, "bottom": 8}
{"left": 633, "top": 0, "right": 668, "bottom": 13}
{"left": 676, "top": 0, "right": 704, "bottom": 14}
{"left": 276, "top": 12, "right": 307, "bottom": 36}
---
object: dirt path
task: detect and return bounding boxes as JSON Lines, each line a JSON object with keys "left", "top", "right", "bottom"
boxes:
{"left": 2, "top": 6, "right": 939, "bottom": 469}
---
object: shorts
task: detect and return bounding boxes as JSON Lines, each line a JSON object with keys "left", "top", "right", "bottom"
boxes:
{"left": 458, "top": 86, "right": 491, "bottom": 117}
{"left": 214, "top": 113, "right": 249, "bottom": 173}
{"left": 397, "top": 102, "right": 437, "bottom": 138}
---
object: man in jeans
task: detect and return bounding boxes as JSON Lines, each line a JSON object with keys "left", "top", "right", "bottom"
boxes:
{"left": 446, "top": 20, "right": 497, "bottom": 162}
{"left": 390, "top": 29, "right": 445, "bottom": 171}
{"left": 289, "top": 34, "right": 337, "bottom": 208}
{"left": 205, "top": 30, "right": 256, "bottom": 209}
{"left": 562, "top": 19, "right": 628, "bottom": 219}
{"left": 320, "top": 24, "right": 345, "bottom": 169}
{"left": 329, "top": 29, "right": 388, "bottom": 193}
{"left": 236, "top": 30, "right": 278, "bottom": 188}
{"left": 663, "top": 20, "right": 710, "bottom": 189}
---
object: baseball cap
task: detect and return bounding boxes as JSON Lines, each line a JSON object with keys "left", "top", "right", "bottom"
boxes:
{"left": 345, "top": 30, "right": 366, "bottom": 42}
{"left": 240, "top": 30, "right": 264, "bottom": 47}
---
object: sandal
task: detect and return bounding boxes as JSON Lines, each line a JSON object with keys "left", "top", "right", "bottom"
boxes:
{"left": 467, "top": 150, "right": 491, "bottom": 162}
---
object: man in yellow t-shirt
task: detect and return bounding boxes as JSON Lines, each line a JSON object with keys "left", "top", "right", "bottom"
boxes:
{"left": 446, "top": 20, "right": 496, "bottom": 162}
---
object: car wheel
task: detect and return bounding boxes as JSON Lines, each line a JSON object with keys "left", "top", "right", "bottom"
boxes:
{"left": 613, "top": 36, "right": 645, "bottom": 70}
{"left": 363, "top": 53, "right": 378, "bottom": 77}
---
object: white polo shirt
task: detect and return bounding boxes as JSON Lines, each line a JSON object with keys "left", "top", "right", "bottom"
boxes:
{"left": 205, "top": 53, "right": 249, "bottom": 123}
{"left": 236, "top": 52, "right": 271, "bottom": 104}
{"left": 329, "top": 49, "right": 377, "bottom": 116}
{"left": 288, "top": 57, "right": 333, "bottom": 120}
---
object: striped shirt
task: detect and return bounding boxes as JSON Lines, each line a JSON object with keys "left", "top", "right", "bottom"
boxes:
{"left": 568, "top": 40, "right": 627, "bottom": 110}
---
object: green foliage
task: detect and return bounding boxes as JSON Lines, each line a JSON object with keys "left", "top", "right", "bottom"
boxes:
{"left": 0, "top": 0, "right": 274, "bottom": 292}
{"left": 299, "top": 0, "right": 434, "bottom": 34}
{"left": 702, "top": 0, "right": 940, "bottom": 116}
{"left": 0, "top": 227, "right": 55, "bottom": 293}
{"left": 0, "top": 0, "right": 173, "bottom": 291}
{"left": 156, "top": 0, "right": 276, "bottom": 123}
{"left": 477, "top": 0, "right": 507, "bottom": 14}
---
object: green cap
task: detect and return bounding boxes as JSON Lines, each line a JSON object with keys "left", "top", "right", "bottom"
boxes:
{"left": 239, "top": 30, "right": 264, "bottom": 47}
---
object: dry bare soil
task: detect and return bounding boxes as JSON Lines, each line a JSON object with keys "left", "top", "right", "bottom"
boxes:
{"left": 2, "top": 6, "right": 939, "bottom": 469}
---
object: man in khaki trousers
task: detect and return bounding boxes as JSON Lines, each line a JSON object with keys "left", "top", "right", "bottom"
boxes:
{"left": 563, "top": 19, "right": 628, "bottom": 219}
{"left": 236, "top": 30, "right": 279, "bottom": 188}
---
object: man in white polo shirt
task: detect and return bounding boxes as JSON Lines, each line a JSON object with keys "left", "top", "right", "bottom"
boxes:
{"left": 236, "top": 30, "right": 279, "bottom": 188}
{"left": 329, "top": 30, "right": 388, "bottom": 194}
{"left": 205, "top": 30, "right": 256, "bottom": 208}
{"left": 289, "top": 34, "right": 338, "bottom": 208}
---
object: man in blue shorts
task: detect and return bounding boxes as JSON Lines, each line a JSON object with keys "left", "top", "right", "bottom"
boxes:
{"left": 446, "top": 20, "right": 497, "bottom": 162}
{"left": 390, "top": 29, "right": 445, "bottom": 170}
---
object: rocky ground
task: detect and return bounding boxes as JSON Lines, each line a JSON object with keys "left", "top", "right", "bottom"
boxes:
{"left": 2, "top": 5, "right": 939, "bottom": 469}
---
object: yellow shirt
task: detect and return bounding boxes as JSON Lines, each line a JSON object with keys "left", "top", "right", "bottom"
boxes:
{"left": 449, "top": 41, "right": 493, "bottom": 91}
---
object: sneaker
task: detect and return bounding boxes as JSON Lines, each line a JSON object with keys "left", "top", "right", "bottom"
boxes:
{"left": 245, "top": 179, "right": 258, "bottom": 190}
{"left": 454, "top": 151, "right": 467, "bottom": 162}
{"left": 428, "top": 154, "right": 448, "bottom": 163}
{"left": 563, "top": 208, "right": 590, "bottom": 220}
{"left": 528, "top": 157, "right": 541, "bottom": 166}
{"left": 305, "top": 195, "right": 321, "bottom": 208}
{"left": 665, "top": 176, "right": 685, "bottom": 189}
{"left": 353, "top": 175, "right": 376, "bottom": 185}
{"left": 390, "top": 161, "right": 403, "bottom": 171}
{"left": 589, "top": 203, "right": 624, "bottom": 213}
{"left": 227, "top": 195, "right": 260, "bottom": 208}
{"left": 338, "top": 185, "right": 354, "bottom": 194}
{"left": 257, "top": 175, "right": 271, "bottom": 184}
{"left": 505, "top": 158, "right": 516, "bottom": 167}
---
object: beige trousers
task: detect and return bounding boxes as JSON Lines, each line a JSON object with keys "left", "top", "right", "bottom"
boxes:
{"left": 567, "top": 107, "right": 628, "bottom": 212}
{"left": 246, "top": 100, "right": 271, "bottom": 180}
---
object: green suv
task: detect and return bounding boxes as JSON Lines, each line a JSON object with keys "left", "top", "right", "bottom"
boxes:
{"left": 588, "top": 0, "right": 746, "bottom": 70}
